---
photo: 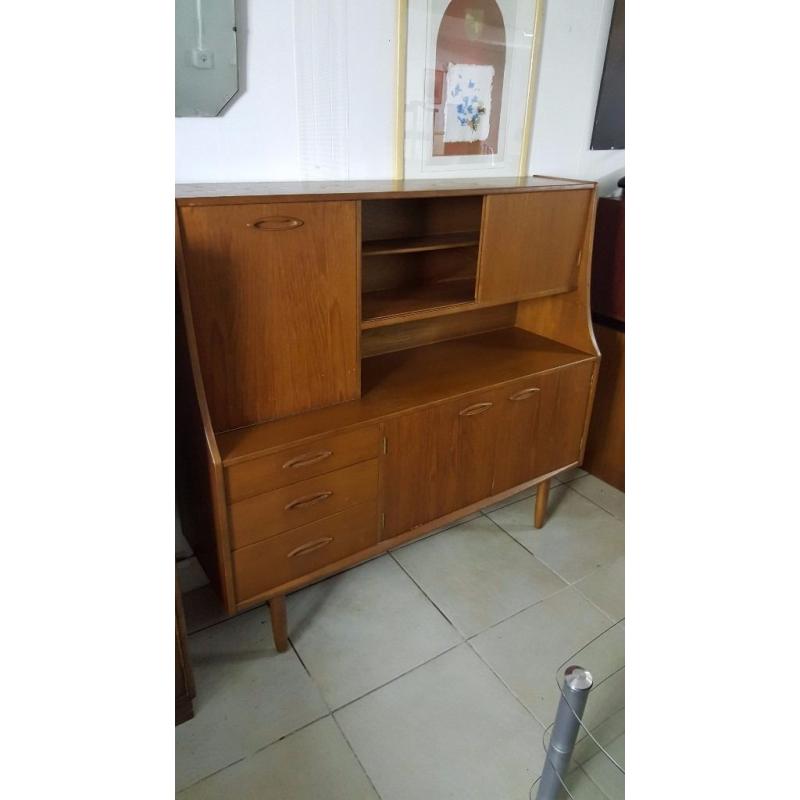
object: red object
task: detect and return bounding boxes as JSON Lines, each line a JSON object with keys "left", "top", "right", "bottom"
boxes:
{"left": 591, "top": 196, "right": 625, "bottom": 323}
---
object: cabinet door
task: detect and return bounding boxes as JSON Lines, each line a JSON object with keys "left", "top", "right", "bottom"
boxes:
{"left": 179, "top": 201, "right": 359, "bottom": 431}
{"left": 452, "top": 391, "right": 503, "bottom": 507}
{"left": 533, "top": 361, "right": 596, "bottom": 476}
{"left": 382, "top": 388, "right": 500, "bottom": 538}
{"left": 382, "top": 404, "right": 461, "bottom": 538}
{"left": 477, "top": 189, "right": 593, "bottom": 303}
{"left": 493, "top": 378, "right": 543, "bottom": 493}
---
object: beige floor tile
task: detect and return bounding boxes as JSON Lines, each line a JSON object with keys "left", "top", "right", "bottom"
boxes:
{"left": 175, "top": 608, "right": 328, "bottom": 792}
{"left": 480, "top": 486, "right": 537, "bottom": 514}
{"left": 487, "top": 487, "right": 624, "bottom": 583}
{"left": 178, "top": 717, "right": 379, "bottom": 799}
{"left": 574, "top": 556, "right": 625, "bottom": 622}
{"left": 573, "top": 705, "right": 626, "bottom": 767}
{"left": 470, "top": 588, "right": 623, "bottom": 726}
{"left": 555, "top": 466, "right": 589, "bottom": 483}
{"left": 389, "top": 511, "right": 482, "bottom": 551}
{"left": 393, "top": 515, "right": 566, "bottom": 637}
{"left": 335, "top": 645, "right": 544, "bottom": 800}
{"left": 531, "top": 766, "right": 611, "bottom": 800}
{"left": 562, "top": 767, "right": 612, "bottom": 799}
{"left": 570, "top": 474, "right": 625, "bottom": 520}
{"left": 582, "top": 733, "right": 625, "bottom": 798}
{"left": 288, "top": 555, "right": 462, "bottom": 709}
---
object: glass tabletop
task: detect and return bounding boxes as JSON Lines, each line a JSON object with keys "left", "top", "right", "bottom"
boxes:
{"left": 530, "top": 619, "right": 625, "bottom": 799}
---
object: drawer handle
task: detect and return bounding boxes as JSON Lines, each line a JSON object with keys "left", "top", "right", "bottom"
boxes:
{"left": 287, "top": 537, "right": 334, "bottom": 558}
{"left": 248, "top": 216, "right": 305, "bottom": 232}
{"left": 282, "top": 450, "right": 333, "bottom": 470}
{"left": 284, "top": 491, "right": 333, "bottom": 511}
{"left": 459, "top": 402, "right": 493, "bottom": 416}
{"left": 508, "top": 387, "right": 540, "bottom": 401}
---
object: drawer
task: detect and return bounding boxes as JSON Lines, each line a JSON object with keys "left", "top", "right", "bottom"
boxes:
{"left": 225, "top": 425, "right": 380, "bottom": 503}
{"left": 233, "top": 501, "right": 379, "bottom": 602}
{"left": 229, "top": 459, "right": 379, "bottom": 549}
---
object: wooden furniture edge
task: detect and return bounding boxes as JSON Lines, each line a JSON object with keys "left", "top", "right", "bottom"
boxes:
{"left": 577, "top": 191, "right": 603, "bottom": 459}
{"left": 233, "top": 463, "right": 579, "bottom": 612}
{"left": 359, "top": 286, "right": 573, "bottom": 330}
{"left": 175, "top": 178, "right": 598, "bottom": 207}
{"left": 355, "top": 200, "right": 363, "bottom": 392}
{"left": 219, "top": 356, "right": 598, "bottom": 467}
{"left": 514, "top": 187, "right": 602, "bottom": 356}
{"left": 175, "top": 208, "right": 237, "bottom": 614}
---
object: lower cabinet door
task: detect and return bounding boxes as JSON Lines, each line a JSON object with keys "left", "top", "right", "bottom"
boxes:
{"left": 381, "top": 362, "right": 596, "bottom": 540}
{"left": 533, "top": 361, "right": 596, "bottom": 476}
{"left": 382, "top": 389, "right": 501, "bottom": 538}
{"left": 452, "top": 391, "right": 503, "bottom": 508}
{"left": 381, "top": 404, "right": 461, "bottom": 538}
{"left": 492, "top": 378, "right": 544, "bottom": 493}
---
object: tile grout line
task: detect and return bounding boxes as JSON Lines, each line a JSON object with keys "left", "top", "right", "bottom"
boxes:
{"left": 391, "top": 509, "right": 604, "bottom": 645}
{"left": 564, "top": 480, "right": 625, "bottom": 522}
{"left": 571, "top": 581, "right": 621, "bottom": 625}
{"left": 330, "top": 713, "right": 386, "bottom": 800}
{"left": 465, "top": 583, "right": 575, "bottom": 640}
{"left": 178, "top": 708, "right": 340, "bottom": 795}
{"left": 178, "top": 622, "right": 334, "bottom": 793}
{"left": 331, "top": 639, "right": 464, "bottom": 715}
{"left": 176, "top": 754, "right": 249, "bottom": 796}
{"left": 480, "top": 493, "right": 624, "bottom": 600}
{"left": 388, "top": 549, "right": 470, "bottom": 637}
{"left": 472, "top": 512, "right": 622, "bottom": 629}
{"left": 251, "top": 711, "right": 332, "bottom": 757}
{"left": 464, "top": 636, "right": 550, "bottom": 729}
{"left": 479, "top": 509, "right": 575, "bottom": 588}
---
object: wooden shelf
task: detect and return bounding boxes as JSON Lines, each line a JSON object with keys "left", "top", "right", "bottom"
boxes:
{"left": 362, "top": 232, "right": 480, "bottom": 257}
{"left": 361, "top": 280, "right": 476, "bottom": 327}
{"left": 218, "top": 327, "right": 596, "bottom": 463}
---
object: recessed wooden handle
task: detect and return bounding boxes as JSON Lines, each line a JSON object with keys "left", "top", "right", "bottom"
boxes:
{"left": 459, "top": 401, "right": 493, "bottom": 416}
{"left": 284, "top": 491, "right": 333, "bottom": 511}
{"left": 282, "top": 450, "right": 333, "bottom": 470}
{"left": 508, "top": 387, "right": 540, "bottom": 401}
{"left": 248, "top": 216, "right": 304, "bottom": 231}
{"left": 287, "top": 537, "right": 334, "bottom": 558}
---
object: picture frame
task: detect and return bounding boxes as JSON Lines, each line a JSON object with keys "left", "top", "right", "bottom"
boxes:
{"left": 395, "top": 0, "right": 544, "bottom": 179}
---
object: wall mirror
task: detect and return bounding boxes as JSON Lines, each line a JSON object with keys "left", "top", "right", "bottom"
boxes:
{"left": 175, "top": 0, "right": 238, "bottom": 117}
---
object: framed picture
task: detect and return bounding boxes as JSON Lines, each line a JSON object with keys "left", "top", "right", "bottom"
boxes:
{"left": 396, "top": 0, "right": 543, "bottom": 179}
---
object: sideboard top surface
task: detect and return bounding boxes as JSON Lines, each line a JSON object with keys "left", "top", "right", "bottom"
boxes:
{"left": 175, "top": 175, "right": 595, "bottom": 205}
{"left": 217, "top": 327, "right": 596, "bottom": 465}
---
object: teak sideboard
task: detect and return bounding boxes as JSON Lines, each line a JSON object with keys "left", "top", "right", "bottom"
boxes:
{"left": 176, "top": 176, "right": 601, "bottom": 651}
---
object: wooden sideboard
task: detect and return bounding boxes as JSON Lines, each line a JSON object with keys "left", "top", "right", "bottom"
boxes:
{"left": 175, "top": 177, "right": 601, "bottom": 651}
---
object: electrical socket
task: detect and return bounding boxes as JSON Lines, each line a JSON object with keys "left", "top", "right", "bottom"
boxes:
{"left": 191, "top": 48, "right": 214, "bottom": 69}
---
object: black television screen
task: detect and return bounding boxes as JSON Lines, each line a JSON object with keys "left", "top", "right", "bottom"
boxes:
{"left": 591, "top": 0, "right": 625, "bottom": 150}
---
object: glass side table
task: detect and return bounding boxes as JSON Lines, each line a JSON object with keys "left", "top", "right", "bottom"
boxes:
{"left": 530, "top": 619, "right": 625, "bottom": 799}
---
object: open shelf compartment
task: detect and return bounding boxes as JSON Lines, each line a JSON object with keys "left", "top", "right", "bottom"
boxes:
{"left": 361, "top": 196, "right": 483, "bottom": 326}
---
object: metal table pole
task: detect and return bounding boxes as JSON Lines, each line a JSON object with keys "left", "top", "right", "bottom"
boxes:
{"left": 535, "top": 666, "right": 593, "bottom": 800}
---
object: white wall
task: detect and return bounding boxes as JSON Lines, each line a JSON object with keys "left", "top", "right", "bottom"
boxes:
{"left": 176, "top": 0, "right": 623, "bottom": 195}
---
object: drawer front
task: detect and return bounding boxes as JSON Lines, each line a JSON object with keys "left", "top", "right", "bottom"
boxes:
{"left": 233, "top": 502, "right": 379, "bottom": 602}
{"left": 225, "top": 425, "right": 380, "bottom": 503}
{"left": 229, "top": 459, "right": 379, "bottom": 549}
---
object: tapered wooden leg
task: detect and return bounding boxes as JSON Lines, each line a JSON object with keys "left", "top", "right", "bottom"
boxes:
{"left": 534, "top": 479, "right": 551, "bottom": 529}
{"left": 268, "top": 596, "right": 289, "bottom": 652}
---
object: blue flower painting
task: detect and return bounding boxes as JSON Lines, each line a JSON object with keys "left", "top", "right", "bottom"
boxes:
{"left": 444, "top": 63, "right": 494, "bottom": 143}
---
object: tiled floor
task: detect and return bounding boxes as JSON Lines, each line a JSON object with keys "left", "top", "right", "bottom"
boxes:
{"left": 177, "top": 472, "right": 625, "bottom": 799}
